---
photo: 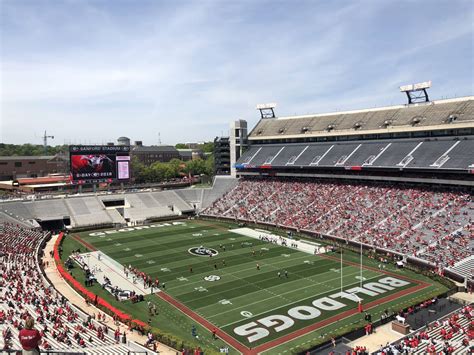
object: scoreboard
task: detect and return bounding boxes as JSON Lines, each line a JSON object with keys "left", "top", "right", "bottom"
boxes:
{"left": 69, "top": 145, "right": 130, "bottom": 183}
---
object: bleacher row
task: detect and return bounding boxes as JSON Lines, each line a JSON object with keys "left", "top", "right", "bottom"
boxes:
{"left": 250, "top": 97, "right": 474, "bottom": 138}
{"left": 202, "top": 178, "right": 474, "bottom": 274}
{"left": 449, "top": 256, "right": 474, "bottom": 284}
{"left": 0, "top": 176, "right": 238, "bottom": 229}
{"left": 236, "top": 136, "right": 474, "bottom": 170}
{"left": 376, "top": 305, "right": 473, "bottom": 354}
{"left": 200, "top": 176, "right": 239, "bottom": 209}
{"left": 0, "top": 223, "right": 148, "bottom": 354}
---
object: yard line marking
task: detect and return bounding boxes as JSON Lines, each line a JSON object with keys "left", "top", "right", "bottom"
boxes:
{"left": 167, "top": 253, "right": 324, "bottom": 291}
{"left": 250, "top": 282, "right": 429, "bottom": 355}
{"left": 172, "top": 255, "right": 339, "bottom": 298}
{"left": 156, "top": 291, "right": 248, "bottom": 354}
{"left": 215, "top": 273, "right": 381, "bottom": 327}
{"left": 197, "top": 266, "right": 373, "bottom": 316}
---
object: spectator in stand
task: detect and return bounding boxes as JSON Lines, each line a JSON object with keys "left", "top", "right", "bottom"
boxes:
{"left": 203, "top": 177, "right": 473, "bottom": 269}
{"left": 0, "top": 223, "right": 138, "bottom": 353}
{"left": 19, "top": 317, "right": 42, "bottom": 354}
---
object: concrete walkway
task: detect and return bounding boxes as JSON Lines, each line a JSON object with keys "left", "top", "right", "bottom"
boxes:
{"left": 348, "top": 322, "right": 404, "bottom": 353}
{"left": 42, "top": 234, "right": 177, "bottom": 355}
{"left": 450, "top": 291, "right": 474, "bottom": 304}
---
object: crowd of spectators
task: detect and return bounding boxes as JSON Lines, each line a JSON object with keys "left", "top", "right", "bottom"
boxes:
{"left": 0, "top": 223, "right": 132, "bottom": 353}
{"left": 375, "top": 304, "right": 473, "bottom": 354}
{"left": 204, "top": 178, "right": 473, "bottom": 269}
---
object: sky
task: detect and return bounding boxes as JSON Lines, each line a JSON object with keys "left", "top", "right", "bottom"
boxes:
{"left": 0, "top": 0, "right": 473, "bottom": 146}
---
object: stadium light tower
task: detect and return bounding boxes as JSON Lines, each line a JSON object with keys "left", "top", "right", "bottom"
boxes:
{"left": 43, "top": 130, "right": 54, "bottom": 154}
{"left": 256, "top": 103, "right": 277, "bottom": 119}
{"left": 399, "top": 81, "right": 432, "bottom": 104}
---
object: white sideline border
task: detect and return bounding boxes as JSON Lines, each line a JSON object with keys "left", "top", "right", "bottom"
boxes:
{"left": 229, "top": 227, "right": 327, "bottom": 255}
{"left": 74, "top": 251, "right": 156, "bottom": 296}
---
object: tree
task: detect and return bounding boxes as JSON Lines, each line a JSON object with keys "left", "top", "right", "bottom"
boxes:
{"left": 198, "top": 142, "right": 214, "bottom": 153}
{"left": 184, "top": 159, "right": 206, "bottom": 176}
{"left": 130, "top": 157, "right": 147, "bottom": 183}
{"left": 204, "top": 155, "right": 214, "bottom": 176}
{"left": 0, "top": 143, "right": 68, "bottom": 156}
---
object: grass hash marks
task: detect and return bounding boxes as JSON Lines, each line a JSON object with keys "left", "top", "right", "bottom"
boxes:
{"left": 79, "top": 220, "right": 441, "bottom": 353}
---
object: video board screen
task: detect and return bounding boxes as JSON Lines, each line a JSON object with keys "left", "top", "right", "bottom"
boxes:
{"left": 116, "top": 156, "right": 130, "bottom": 180}
{"left": 69, "top": 145, "right": 130, "bottom": 182}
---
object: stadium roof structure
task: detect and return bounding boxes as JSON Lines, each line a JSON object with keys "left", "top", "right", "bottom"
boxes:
{"left": 248, "top": 96, "right": 474, "bottom": 141}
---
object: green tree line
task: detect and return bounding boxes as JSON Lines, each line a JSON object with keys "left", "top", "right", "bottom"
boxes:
{"left": 0, "top": 143, "right": 68, "bottom": 156}
{"left": 175, "top": 142, "right": 214, "bottom": 153}
{"left": 132, "top": 156, "right": 214, "bottom": 183}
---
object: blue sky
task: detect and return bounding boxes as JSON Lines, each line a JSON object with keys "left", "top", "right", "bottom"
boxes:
{"left": 1, "top": 0, "right": 473, "bottom": 145}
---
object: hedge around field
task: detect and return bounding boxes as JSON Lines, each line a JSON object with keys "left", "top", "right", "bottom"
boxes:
{"left": 53, "top": 232, "right": 222, "bottom": 355}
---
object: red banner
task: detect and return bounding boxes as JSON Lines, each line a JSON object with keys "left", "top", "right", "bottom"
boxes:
{"left": 54, "top": 233, "right": 131, "bottom": 322}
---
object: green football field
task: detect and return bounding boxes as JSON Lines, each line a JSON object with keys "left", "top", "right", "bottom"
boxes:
{"left": 64, "top": 219, "right": 449, "bottom": 354}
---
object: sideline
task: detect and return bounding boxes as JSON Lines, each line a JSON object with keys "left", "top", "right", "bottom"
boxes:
{"left": 43, "top": 234, "right": 177, "bottom": 355}
{"left": 229, "top": 227, "right": 326, "bottom": 255}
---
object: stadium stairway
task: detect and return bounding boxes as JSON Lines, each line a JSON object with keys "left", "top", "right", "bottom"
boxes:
{"left": 448, "top": 255, "right": 474, "bottom": 282}
{"left": 105, "top": 207, "right": 127, "bottom": 225}
{"left": 63, "top": 198, "right": 78, "bottom": 227}
{"left": 200, "top": 176, "right": 238, "bottom": 210}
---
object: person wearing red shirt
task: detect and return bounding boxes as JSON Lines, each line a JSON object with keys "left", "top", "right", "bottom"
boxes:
{"left": 19, "top": 318, "right": 41, "bottom": 354}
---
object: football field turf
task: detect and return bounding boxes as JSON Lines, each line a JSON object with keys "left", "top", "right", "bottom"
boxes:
{"left": 70, "top": 220, "right": 448, "bottom": 354}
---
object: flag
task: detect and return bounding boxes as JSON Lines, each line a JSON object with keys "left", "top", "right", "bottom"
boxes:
{"left": 358, "top": 301, "right": 363, "bottom": 313}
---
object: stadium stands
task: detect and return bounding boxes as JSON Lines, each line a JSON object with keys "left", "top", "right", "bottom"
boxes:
{"left": 106, "top": 208, "right": 127, "bottom": 225}
{"left": 200, "top": 176, "right": 239, "bottom": 209}
{"left": 0, "top": 189, "right": 203, "bottom": 228}
{"left": 0, "top": 224, "right": 149, "bottom": 354}
{"left": 74, "top": 197, "right": 115, "bottom": 227}
{"left": 249, "top": 97, "right": 474, "bottom": 140}
{"left": 0, "top": 210, "right": 34, "bottom": 227}
{"left": 376, "top": 305, "right": 473, "bottom": 354}
{"left": 121, "top": 191, "right": 193, "bottom": 222}
{"left": 122, "top": 193, "right": 172, "bottom": 222}
{"left": 448, "top": 256, "right": 474, "bottom": 284}
{"left": 236, "top": 136, "right": 474, "bottom": 171}
{"left": 27, "top": 199, "right": 68, "bottom": 221}
{"left": 202, "top": 178, "right": 473, "bottom": 269}
{"left": 151, "top": 190, "right": 194, "bottom": 213}
{"left": 175, "top": 188, "right": 204, "bottom": 208}
{"left": 1, "top": 201, "right": 35, "bottom": 224}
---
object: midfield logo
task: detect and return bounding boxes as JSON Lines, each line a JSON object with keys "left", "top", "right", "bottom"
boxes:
{"left": 188, "top": 246, "right": 219, "bottom": 257}
{"left": 204, "top": 275, "right": 221, "bottom": 282}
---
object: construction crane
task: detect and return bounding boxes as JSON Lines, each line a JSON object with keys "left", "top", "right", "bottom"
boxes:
{"left": 43, "top": 131, "right": 54, "bottom": 154}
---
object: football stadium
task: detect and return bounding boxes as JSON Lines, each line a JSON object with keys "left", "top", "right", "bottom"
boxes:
{"left": 1, "top": 2, "right": 474, "bottom": 355}
{"left": 1, "top": 90, "right": 473, "bottom": 354}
